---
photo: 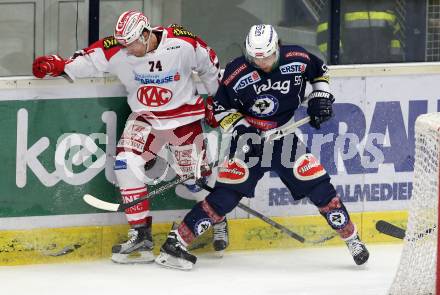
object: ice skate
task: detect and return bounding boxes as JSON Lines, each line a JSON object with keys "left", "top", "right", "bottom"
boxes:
{"left": 111, "top": 225, "right": 154, "bottom": 264}
{"left": 155, "top": 230, "right": 197, "bottom": 270}
{"left": 345, "top": 234, "right": 369, "bottom": 265}
{"left": 212, "top": 218, "right": 229, "bottom": 256}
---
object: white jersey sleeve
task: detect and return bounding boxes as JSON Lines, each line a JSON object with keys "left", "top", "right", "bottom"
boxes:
{"left": 193, "top": 37, "right": 221, "bottom": 96}
{"left": 64, "top": 37, "right": 121, "bottom": 80}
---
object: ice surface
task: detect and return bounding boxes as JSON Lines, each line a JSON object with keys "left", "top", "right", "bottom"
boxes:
{"left": 0, "top": 244, "right": 402, "bottom": 295}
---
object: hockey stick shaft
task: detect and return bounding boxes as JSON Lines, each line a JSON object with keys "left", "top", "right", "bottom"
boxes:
{"left": 263, "top": 116, "right": 311, "bottom": 141}
{"left": 83, "top": 170, "right": 203, "bottom": 211}
{"left": 236, "top": 203, "right": 305, "bottom": 242}
{"left": 191, "top": 117, "right": 311, "bottom": 243}
{"left": 198, "top": 182, "right": 305, "bottom": 243}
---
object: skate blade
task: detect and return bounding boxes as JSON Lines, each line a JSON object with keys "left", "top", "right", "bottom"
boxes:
{"left": 154, "top": 252, "right": 194, "bottom": 270}
{"left": 111, "top": 251, "right": 155, "bottom": 264}
{"left": 214, "top": 250, "right": 225, "bottom": 258}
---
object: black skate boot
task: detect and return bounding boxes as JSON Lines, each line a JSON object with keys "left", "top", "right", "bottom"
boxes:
{"left": 111, "top": 225, "right": 154, "bottom": 264}
{"left": 345, "top": 234, "right": 369, "bottom": 265}
{"left": 212, "top": 218, "right": 229, "bottom": 256}
{"left": 155, "top": 229, "right": 197, "bottom": 270}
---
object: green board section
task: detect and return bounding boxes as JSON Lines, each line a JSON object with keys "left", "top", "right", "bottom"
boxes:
{"left": 1, "top": 97, "right": 196, "bottom": 217}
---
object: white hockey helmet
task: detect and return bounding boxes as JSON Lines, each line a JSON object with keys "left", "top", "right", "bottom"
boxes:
{"left": 245, "top": 24, "right": 280, "bottom": 70}
{"left": 114, "top": 10, "right": 151, "bottom": 46}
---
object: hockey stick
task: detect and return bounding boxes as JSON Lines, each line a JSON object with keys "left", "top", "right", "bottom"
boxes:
{"left": 263, "top": 116, "right": 310, "bottom": 141}
{"left": 193, "top": 116, "right": 311, "bottom": 244}
{"left": 83, "top": 170, "right": 207, "bottom": 211}
{"left": 83, "top": 116, "right": 311, "bottom": 212}
{"left": 375, "top": 220, "right": 437, "bottom": 241}
{"left": 376, "top": 220, "right": 405, "bottom": 239}
{"left": 195, "top": 151, "right": 305, "bottom": 243}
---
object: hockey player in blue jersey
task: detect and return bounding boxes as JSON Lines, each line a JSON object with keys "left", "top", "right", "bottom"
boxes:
{"left": 155, "top": 24, "right": 369, "bottom": 270}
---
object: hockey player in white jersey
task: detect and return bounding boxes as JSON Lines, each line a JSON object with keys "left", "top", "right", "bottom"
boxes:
{"left": 32, "top": 10, "right": 228, "bottom": 263}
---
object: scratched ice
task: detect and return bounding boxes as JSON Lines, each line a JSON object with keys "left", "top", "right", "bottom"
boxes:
{"left": 0, "top": 244, "right": 402, "bottom": 295}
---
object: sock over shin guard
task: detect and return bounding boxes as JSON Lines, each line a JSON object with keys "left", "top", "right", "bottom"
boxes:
{"left": 178, "top": 199, "right": 225, "bottom": 245}
{"left": 120, "top": 186, "right": 151, "bottom": 227}
{"left": 319, "top": 196, "right": 355, "bottom": 239}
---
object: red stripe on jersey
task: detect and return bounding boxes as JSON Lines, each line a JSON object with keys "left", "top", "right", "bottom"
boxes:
{"left": 139, "top": 97, "right": 205, "bottom": 120}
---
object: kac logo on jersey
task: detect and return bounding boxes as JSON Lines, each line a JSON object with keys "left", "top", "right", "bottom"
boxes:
{"left": 233, "top": 71, "right": 261, "bottom": 92}
{"left": 249, "top": 94, "right": 279, "bottom": 117}
{"left": 280, "top": 62, "right": 307, "bottom": 74}
{"left": 137, "top": 85, "right": 173, "bottom": 107}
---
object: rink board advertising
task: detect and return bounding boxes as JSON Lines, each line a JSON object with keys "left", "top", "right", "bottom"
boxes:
{"left": 0, "top": 66, "right": 440, "bottom": 220}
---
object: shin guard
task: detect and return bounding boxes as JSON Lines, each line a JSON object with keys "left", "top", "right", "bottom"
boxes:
{"left": 319, "top": 196, "right": 355, "bottom": 239}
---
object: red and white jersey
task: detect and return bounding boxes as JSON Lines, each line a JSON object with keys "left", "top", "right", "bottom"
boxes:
{"left": 64, "top": 25, "right": 221, "bottom": 129}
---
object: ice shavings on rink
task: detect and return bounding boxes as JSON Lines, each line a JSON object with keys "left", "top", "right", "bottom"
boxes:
{"left": 0, "top": 244, "right": 402, "bottom": 295}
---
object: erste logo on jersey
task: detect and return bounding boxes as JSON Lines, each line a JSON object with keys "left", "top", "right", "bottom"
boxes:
{"left": 279, "top": 62, "right": 307, "bottom": 75}
{"left": 253, "top": 79, "right": 290, "bottom": 95}
{"left": 293, "top": 154, "right": 326, "bottom": 181}
{"left": 233, "top": 71, "right": 261, "bottom": 92}
{"left": 135, "top": 71, "right": 180, "bottom": 84}
{"left": 137, "top": 85, "right": 173, "bottom": 107}
{"left": 249, "top": 94, "right": 279, "bottom": 117}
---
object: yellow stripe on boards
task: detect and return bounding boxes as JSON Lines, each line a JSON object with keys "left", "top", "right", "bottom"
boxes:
{"left": 0, "top": 211, "right": 407, "bottom": 265}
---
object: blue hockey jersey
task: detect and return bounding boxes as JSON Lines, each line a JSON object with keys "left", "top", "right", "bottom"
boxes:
{"left": 213, "top": 45, "right": 329, "bottom": 131}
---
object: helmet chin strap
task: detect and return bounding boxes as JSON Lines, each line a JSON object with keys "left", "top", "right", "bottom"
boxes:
{"left": 269, "top": 49, "right": 280, "bottom": 71}
{"left": 142, "top": 30, "right": 153, "bottom": 54}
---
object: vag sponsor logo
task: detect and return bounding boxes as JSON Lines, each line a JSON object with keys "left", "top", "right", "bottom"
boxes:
{"left": 279, "top": 62, "right": 307, "bottom": 74}
{"left": 233, "top": 71, "right": 261, "bottom": 92}
{"left": 253, "top": 79, "right": 290, "bottom": 95}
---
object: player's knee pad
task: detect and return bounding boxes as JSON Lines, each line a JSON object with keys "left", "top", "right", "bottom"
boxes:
{"left": 206, "top": 187, "right": 242, "bottom": 216}
{"left": 318, "top": 196, "right": 352, "bottom": 232}
{"left": 182, "top": 188, "right": 241, "bottom": 237}
{"left": 168, "top": 143, "right": 199, "bottom": 176}
{"left": 182, "top": 200, "right": 217, "bottom": 238}
{"left": 114, "top": 151, "right": 147, "bottom": 188}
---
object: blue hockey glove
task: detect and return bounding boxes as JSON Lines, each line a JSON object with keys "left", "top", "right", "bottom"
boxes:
{"left": 307, "top": 90, "right": 335, "bottom": 129}
{"left": 229, "top": 124, "right": 263, "bottom": 158}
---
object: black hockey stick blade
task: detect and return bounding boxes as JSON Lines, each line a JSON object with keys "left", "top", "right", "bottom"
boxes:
{"left": 376, "top": 220, "right": 405, "bottom": 239}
